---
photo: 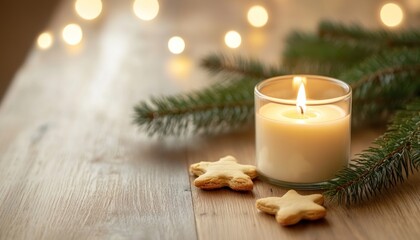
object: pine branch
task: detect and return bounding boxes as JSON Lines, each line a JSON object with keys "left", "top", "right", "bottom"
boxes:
{"left": 200, "top": 53, "right": 286, "bottom": 81}
{"left": 318, "top": 21, "right": 420, "bottom": 48}
{"left": 134, "top": 54, "right": 284, "bottom": 136}
{"left": 324, "top": 99, "right": 420, "bottom": 205}
{"left": 133, "top": 79, "right": 255, "bottom": 136}
{"left": 284, "top": 23, "right": 420, "bottom": 77}
{"left": 341, "top": 48, "right": 420, "bottom": 127}
{"left": 282, "top": 33, "right": 375, "bottom": 77}
{"left": 133, "top": 21, "right": 420, "bottom": 137}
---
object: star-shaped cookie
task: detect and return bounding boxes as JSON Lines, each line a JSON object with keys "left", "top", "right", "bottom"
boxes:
{"left": 189, "top": 155, "right": 257, "bottom": 191}
{"left": 256, "top": 190, "right": 326, "bottom": 226}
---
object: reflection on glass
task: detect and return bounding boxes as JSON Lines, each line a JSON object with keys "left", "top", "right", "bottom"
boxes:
{"left": 37, "top": 32, "right": 53, "bottom": 50}
{"left": 293, "top": 76, "right": 307, "bottom": 90}
{"left": 75, "top": 0, "right": 103, "bottom": 20}
{"left": 62, "top": 24, "right": 83, "bottom": 45}
{"left": 133, "top": 0, "right": 159, "bottom": 21}
{"left": 247, "top": 5, "right": 268, "bottom": 27}
{"left": 225, "top": 31, "right": 241, "bottom": 49}
{"left": 380, "top": 3, "right": 404, "bottom": 27}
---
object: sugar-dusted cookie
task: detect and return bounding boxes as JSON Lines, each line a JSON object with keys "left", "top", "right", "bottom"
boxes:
{"left": 189, "top": 155, "right": 257, "bottom": 191}
{"left": 256, "top": 190, "right": 326, "bottom": 226}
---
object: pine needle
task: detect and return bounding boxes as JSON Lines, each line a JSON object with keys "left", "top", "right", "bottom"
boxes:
{"left": 341, "top": 48, "right": 420, "bottom": 127}
{"left": 282, "top": 32, "right": 376, "bottom": 76}
{"left": 133, "top": 21, "right": 420, "bottom": 138}
{"left": 200, "top": 53, "right": 285, "bottom": 81}
{"left": 132, "top": 21, "right": 420, "bottom": 204}
{"left": 318, "top": 21, "right": 420, "bottom": 48}
{"left": 133, "top": 79, "right": 255, "bottom": 136}
{"left": 324, "top": 99, "right": 420, "bottom": 205}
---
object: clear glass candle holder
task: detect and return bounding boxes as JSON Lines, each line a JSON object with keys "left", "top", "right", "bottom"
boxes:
{"left": 255, "top": 75, "right": 352, "bottom": 190}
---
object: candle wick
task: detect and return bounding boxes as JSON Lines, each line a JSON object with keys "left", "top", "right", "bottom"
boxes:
{"left": 299, "top": 106, "right": 304, "bottom": 115}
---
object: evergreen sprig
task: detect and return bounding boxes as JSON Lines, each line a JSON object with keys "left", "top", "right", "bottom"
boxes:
{"left": 344, "top": 48, "right": 420, "bottom": 126}
{"left": 318, "top": 21, "right": 420, "bottom": 48}
{"left": 200, "top": 54, "right": 286, "bottom": 81}
{"left": 324, "top": 99, "right": 420, "bottom": 205}
{"left": 133, "top": 21, "right": 420, "bottom": 204}
{"left": 134, "top": 22, "right": 420, "bottom": 136}
{"left": 283, "top": 33, "right": 375, "bottom": 76}
{"left": 283, "top": 21, "right": 420, "bottom": 76}
{"left": 133, "top": 79, "right": 255, "bottom": 136}
{"left": 134, "top": 55, "right": 284, "bottom": 136}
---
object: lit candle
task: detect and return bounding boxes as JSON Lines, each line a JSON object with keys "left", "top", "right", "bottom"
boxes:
{"left": 255, "top": 75, "right": 351, "bottom": 189}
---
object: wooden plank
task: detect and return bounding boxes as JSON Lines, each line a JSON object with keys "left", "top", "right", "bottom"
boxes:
{"left": 0, "top": 1, "right": 196, "bottom": 239}
{"left": 188, "top": 129, "right": 420, "bottom": 240}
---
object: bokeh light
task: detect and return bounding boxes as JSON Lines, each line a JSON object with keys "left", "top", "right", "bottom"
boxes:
{"left": 224, "top": 31, "right": 241, "bottom": 49}
{"left": 75, "top": 0, "right": 103, "bottom": 20}
{"left": 37, "top": 32, "right": 53, "bottom": 50}
{"left": 247, "top": 5, "right": 268, "bottom": 27}
{"left": 380, "top": 3, "right": 404, "bottom": 27}
{"left": 168, "top": 36, "right": 185, "bottom": 54}
{"left": 62, "top": 24, "right": 83, "bottom": 45}
{"left": 133, "top": 0, "right": 159, "bottom": 21}
{"left": 167, "top": 56, "right": 193, "bottom": 83}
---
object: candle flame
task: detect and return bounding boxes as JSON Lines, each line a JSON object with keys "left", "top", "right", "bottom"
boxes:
{"left": 296, "top": 82, "right": 306, "bottom": 114}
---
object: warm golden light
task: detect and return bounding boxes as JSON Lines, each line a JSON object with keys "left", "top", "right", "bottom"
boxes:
{"left": 247, "top": 5, "right": 268, "bottom": 27}
{"left": 75, "top": 0, "right": 102, "bottom": 20}
{"left": 167, "top": 56, "right": 193, "bottom": 84}
{"left": 380, "top": 3, "right": 404, "bottom": 27}
{"left": 293, "top": 76, "right": 307, "bottom": 90}
{"left": 168, "top": 36, "right": 185, "bottom": 54}
{"left": 62, "top": 24, "right": 83, "bottom": 45}
{"left": 224, "top": 31, "right": 241, "bottom": 49}
{"left": 37, "top": 32, "right": 53, "bottom": 50}
{"left": 133, "top": 0, "right": 159, "bottom": 21}
{"left": 296, "top": 82, "right": 306, "bottom": 114}
{"left": 406, "top": 0, "right": 420, "bottom": 12}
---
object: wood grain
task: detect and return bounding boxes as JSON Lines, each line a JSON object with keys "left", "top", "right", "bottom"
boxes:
{"left": 0, "top": 0, "right": 197, "bottom": 239}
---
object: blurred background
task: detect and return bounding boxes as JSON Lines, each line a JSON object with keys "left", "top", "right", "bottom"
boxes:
{"left": 1, "top": 0, "right": 420, "bottom": 103}
{"left": 0, "top": 1, "right": 60, "bottom": 101}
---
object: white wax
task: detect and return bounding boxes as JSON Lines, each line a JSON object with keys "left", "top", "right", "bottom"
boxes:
{"left": 256, "top": 103, "right": 350, "bottom": 183}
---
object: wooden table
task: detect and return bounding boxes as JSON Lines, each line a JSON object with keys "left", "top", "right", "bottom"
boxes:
{"left": 1, "top": 0, "right": 419, "bottom": 239}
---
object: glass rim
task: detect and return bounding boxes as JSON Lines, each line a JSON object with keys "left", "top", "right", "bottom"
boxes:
{"left": 254, "top": 75, "right": 352, "bottom": 105}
